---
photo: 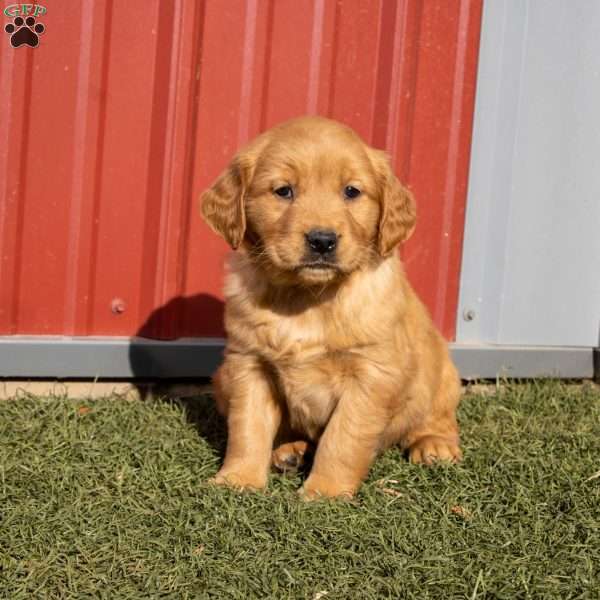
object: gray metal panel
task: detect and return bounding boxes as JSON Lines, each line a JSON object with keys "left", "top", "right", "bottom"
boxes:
{"left": 0, "top": 336, "right": 593, "bottom": 380}
{"left": 0, "top": 336, "right": 224, "bottom": 379}
{"left": 452, "top": 345, "right": 593, "bottom": 380}
{"left": 457, "top": 0, "right": 600, "bottom": 347}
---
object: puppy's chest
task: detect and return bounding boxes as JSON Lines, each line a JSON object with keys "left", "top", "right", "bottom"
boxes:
{"left": 231, "top": 297, "right": 388, "bottom": 437}
{"left": 248, "top": 302, "right": 373, "bottom": 361}
{"left": 252, "top": 312, "right": 367, "bottom": 438}
{"left": 275, "top": 353, "right": 346, "bottom": 439}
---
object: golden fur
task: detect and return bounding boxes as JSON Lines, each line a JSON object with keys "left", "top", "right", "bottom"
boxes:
{"left": 201, "top": 116, "right": 461, "bottom": 498}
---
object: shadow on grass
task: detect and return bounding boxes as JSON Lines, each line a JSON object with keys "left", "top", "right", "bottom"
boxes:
{"left": 171, "top": 394, "right": 227, "bottom": 460}
{"left": 153, "top": 393, "right": 316, "bottom": 481}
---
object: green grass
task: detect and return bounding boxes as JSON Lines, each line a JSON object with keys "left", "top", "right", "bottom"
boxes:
{"left": 1, "top": 382, "right": 599, "bottom": 599}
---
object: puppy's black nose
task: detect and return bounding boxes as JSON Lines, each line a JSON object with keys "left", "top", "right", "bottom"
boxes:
{"left": 305, "top": 229, "right": 338, "bottom": 255}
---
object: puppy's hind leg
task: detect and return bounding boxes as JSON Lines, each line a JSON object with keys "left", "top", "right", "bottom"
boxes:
{"left": 403, "top": 364, "right": 462, "bottom": 465}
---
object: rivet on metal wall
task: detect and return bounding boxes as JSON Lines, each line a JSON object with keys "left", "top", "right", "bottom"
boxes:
{"left": 463, "top": 308, "right": 476, "bottom": 322}
{"left": 111, "top": 298, "right": 126, "bottom": 314}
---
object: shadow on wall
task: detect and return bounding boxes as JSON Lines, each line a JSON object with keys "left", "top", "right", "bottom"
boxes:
{"left": 136, "top": 293, "right": 225, "bottom": 341}
{"left": 128, "top": 292, "right": 225, "bottom": 384}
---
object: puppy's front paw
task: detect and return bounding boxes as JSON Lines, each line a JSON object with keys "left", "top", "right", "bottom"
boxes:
{"left": 300, "top": 474, "right": 356, "bottom": 500}
{"left": 408, "top": 435, "right": 462, "bottom": 465}
{"left": 209, "top": 468, "right": 267, "bottom": 491}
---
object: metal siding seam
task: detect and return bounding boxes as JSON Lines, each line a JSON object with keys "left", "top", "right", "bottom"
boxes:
{"left": 9, "top": 49, "right": 34, "bottom": 333}
{"left": 434, "top": 0, "right": 473, "bottom": 331}
{"left": 179, "top": 0, "right": 206, "bottom": 298}
{"left": 370, "top": 0, "right": 395, "bottom": 149}
{"left": 326, "top": 0, "right": 341, "bottom": 116}
{"left": 0, "top": 42, "right": 17, "bottom": 332}
{"left": 86, "top": 0, "right": 114, "bottom": 334}
{"left": 152, "top": 0, "right": 185, "bottom": 314}
{"left": 64, "top": 0, "right": 96, "bottom": 335}
{"left": 258, "top": 0, "right": 275, "bottom": 131}
{"left": 238, "top": 0, "right": 259, "bottom": 145}
{"left": 307, "top": 0, "right": 326, "bottom": 114}
{"left": 138, "top": 1, "right": 177, "bottom": 336}
{"left": 388, "top": 0, "right": 422, "bottom": 181}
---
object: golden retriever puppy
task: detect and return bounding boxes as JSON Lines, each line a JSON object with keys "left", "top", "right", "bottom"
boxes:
{"left": 201, "top": 116, "right": 461, "bottom": 498}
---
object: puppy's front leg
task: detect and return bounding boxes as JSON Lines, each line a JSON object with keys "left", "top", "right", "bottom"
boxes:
{"left": 212, "top": 356, "right": 281, "bottom": 490}
{"left": 302, "top": 382, "right": 389, "bottom": 499}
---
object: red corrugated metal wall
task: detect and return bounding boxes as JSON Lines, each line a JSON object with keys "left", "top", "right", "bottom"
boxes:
{"left": 0, "top": 0, "right": 482, "bottom": 341}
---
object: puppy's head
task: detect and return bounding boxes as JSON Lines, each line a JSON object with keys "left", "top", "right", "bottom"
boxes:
{"left": 201, "top": 116, "right": 416, "bottom": 286}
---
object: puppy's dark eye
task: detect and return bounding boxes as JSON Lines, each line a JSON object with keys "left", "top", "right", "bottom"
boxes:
{"left": 274, "top": 185, "right": 294, "bottom": 200}
{"left": 343, "top": 185, "right": 361, "bottom": 200}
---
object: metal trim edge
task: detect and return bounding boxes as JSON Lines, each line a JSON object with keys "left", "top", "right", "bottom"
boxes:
{"left": 0, "top": 337, "right": 594, "bottom": 380}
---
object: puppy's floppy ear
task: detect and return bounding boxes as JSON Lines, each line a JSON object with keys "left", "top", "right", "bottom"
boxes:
{"left": 369, "top": 149, "right": 417, "bottom": 256}
{"left": 200, "top": 155, "right": 249, "bottom": 249}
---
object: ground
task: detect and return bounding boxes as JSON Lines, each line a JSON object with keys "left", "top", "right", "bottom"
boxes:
{"left": 0, "top": 381, "right": 598, "bottom": 598}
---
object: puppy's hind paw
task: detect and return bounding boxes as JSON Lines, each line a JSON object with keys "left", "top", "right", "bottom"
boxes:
{"left": 408, "top": 435, "right": 462, "bottom": 465}
{"left": 272, "top": 440, "right": 311, "bottom": 473}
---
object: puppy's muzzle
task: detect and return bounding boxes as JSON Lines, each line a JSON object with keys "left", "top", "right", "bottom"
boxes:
{"left": 305, "top": 229, "right": 338, "bottom": 258}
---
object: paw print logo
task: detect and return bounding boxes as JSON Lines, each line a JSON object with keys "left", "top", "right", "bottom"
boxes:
{"left": 5, "top": 15, "right": 45, "bottom": 48}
